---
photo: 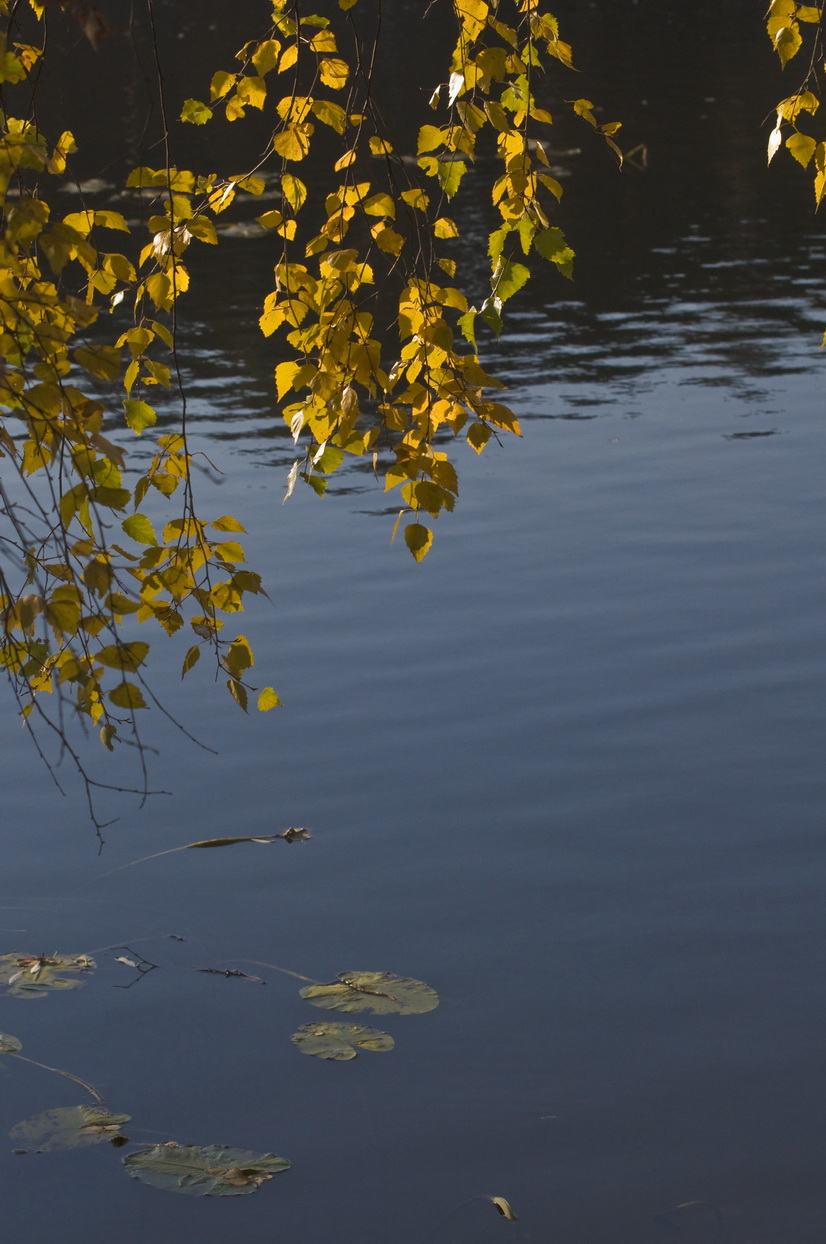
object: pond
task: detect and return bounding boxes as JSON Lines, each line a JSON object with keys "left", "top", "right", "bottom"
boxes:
{"left": 2, "top": 3, "right": 825, "bottom": 1241}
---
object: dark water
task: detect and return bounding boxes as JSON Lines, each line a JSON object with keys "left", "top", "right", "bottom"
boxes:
{"left": 2, "top": 4, "right": 826, "bottom": 1242}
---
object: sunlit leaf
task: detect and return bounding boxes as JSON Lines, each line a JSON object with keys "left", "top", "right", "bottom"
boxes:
{"left": 123, "top": 399, "right": 157, "bottom": 434}
{"left": 291, "top": 1021, "right": 395, "bottom": 1060}
{"left": 0, "top": 953, "right": 95, "bottom": 999}
{"left": 258, "top": 687, "right": 281, "bottom": 711}
{"left": 300, "top": 970, "right": 439, "bottom": 1015}
{"left": 123, "top": 1143, "right": 290, "bottom": 1196}
{"left": 121, "top": 514, "right": 157, "bottom": 546}
{"left": 180, "top": 99, "right": 211, "bottom": 125}
{"left": 10, "top": 1105, "right": 131, "bottom": 1152}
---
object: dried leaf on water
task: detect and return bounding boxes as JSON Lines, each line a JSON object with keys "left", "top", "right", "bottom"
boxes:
{"left": 0, "top": 1032, "right": 22, "bottom": 1053}
{"left": 299, "top": 970, "right": 439, "bottom": 1015}
{"left": 491, "top": 1195, "right": 518, "bottom": 1220}
{"left": 291, "top": 1022, "right": 395, "bottom": 1060}
{"left": 123, "top": 1143, "right": 290, "bottom": 1196}
{"left": 0, "top": 953, "right": 95, "bottom": 998}
{"left": 185, "top": 827, "right": 311, "bottom": 848}
{"left": 10, "top": 1105, "right": 131, "bottom": 1152}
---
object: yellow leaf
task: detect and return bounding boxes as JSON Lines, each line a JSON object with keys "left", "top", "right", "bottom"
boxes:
{"left": 181, "top": 645, "right": 201, "bottom": 678}
{"left": 211, "top": 515, "right": 247, "bottom": 533}
{"left": 334, "top": 148, "right": 357, "bottom": 170}
{"left": 363, "top": 192, "right": 396, "bottom": 218}
{"left": 774, "top": 23, "right": 802, "bottom": 66}
{"left": 214, "top": 541, "right": 246, "bottom": 563}
{"left": 227, "top": 677, "right": 249, "bottom": 712}
{"left": 109, "top": 681, "right": 148, "bottom": 710}
{"left": 467, "top": 422, "right": 491, "bottom": 453}
{"left": 319, "top": 57, "right": 349, "bottom": 89}
{"left": 258, "top": 686, "right": 282, "bottom": 710}
{"left": 434, "top": 216, "right": 459, "bottom": 238}
{"left": 281, "top": 173, "right": 308, "bottom": 211}
{"left": 311, "top": 98, "right": 347, "bottom": 133}
{"left": 274, "top": 126, "right": 311, "bottom": 160}
{"left": 123, "top": 399, "right": 156, "bottom": 434}
{"left": 401, "top": 189, "right": 429, "bottom": 210}
{"left": 210, "top": 70, "right": 236, "bottom": 101}
{"left": 279, "top": 44, "right": 298, "bottom": 73}
{"left": 252, "top": 38, "right": 281, "bottom": 74}
{"left": 226, "top": 634, "right": 254, "bottom": 675}
{"left": 372, "top": 225, "right": 404, "bottom": 255}
{"left": 786, "top": 131, "right": 816, "bottom": 167}
{"left": 404, "top": 522, "right": 433, "bottom": 562}
{"left": 369, "top": 136, "right": 393, "bottom": 155}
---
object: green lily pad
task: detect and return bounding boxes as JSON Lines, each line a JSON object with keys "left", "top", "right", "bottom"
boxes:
{"left": 299, "top": 970, "right": 439, "bottom": 1015}
{"left": 0, "top": 1033, "right": 21, "bottom": 1054}
{"left": 123, "top": 1143, "right": 290, "bottom": 1196}
{"left": 10, "top": 1105, "right": 131, "bottom": 1152}
{"left": 291, "top": 1021, "right": 395, "bottom": 1060}
{"left": 0, "top": 953, "right": 95, "bottom": 998}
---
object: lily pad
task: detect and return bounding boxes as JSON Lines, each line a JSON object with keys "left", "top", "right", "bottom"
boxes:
{"left": 291, "top": 1022, "right": 395, "bottom": 1060}
{"left": 10, "top": 1105, "right": 131, "bottom": 1152}
{"left": 0, "top": 953, "right": 95, "bottom": 998}
{"left": 123, "top": 1143, "right": 290, "bottom": 1196}
{"left": 0, "top": 1033, "right": 21, "bottom": 1054}
{"left": 299, "top": 970, "right": 439, "bottom": 1015}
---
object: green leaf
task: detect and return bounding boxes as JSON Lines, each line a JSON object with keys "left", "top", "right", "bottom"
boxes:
{"left": 0, "top": 1032, "right": 21, "bottom": 1053}
{"left": 437, "top": 159, "right": 466, "bottom": 197}
{"left": 123, "top": 399, "right": 157, "bottom": 434}
{"left": 121, "top": 514, "right": 157, "bottom": 546}
{"left": 291, "top": 1022, "right": 395, "bottom": 1060}
{"left": 299, "top": 970, "right": 439, "bottom": 1015}
{"left": 457, "top": 309, "right": 477, "bottom": 345}
{"left": 404, "top": 523, "right": 433, "bottom": 563}
{"left": 0, "top": 953, "right": 95, "bottom": 999}
{"left": 10, "top": 1106, "right": 130, "bottom": 1152}
{"left": 180, "top": 98, "right": 212, "bottom": 125}
{"left": 313, "top": 445, "right": 344, "bottom": 475}
{"left": 493, "top": 257, "right": 530, "bottom": 302}
{"left": 534, "top": 227, "right": 575, "bottom": 277}
{"left": 258, "top": 686, "right": 281, "bottom": 711}
{"left": 123, "top": 1143, "right": 290, "bottom": 1196}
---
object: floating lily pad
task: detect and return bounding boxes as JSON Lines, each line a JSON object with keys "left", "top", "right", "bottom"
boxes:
{"left": 299, "top": 971, "right": 439, "bottom": 1015}
{"left": 291, "top": 1021, "right": 395, "bottom": 1060}
{"left": 123, "top": 1143, "right": 290, "bottom": 1196}
{"left": 0, "top": 953, "right": 95, "bottom": 998}
{"left": 0, "top": 1033, "right": 21, "bottom": 1054}
{"left": 9, "top": 1105, "right": 131, "bottom": 1152}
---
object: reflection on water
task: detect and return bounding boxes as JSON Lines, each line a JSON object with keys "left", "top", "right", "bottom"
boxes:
{"left": 2, "top": 3, "right": 826, "bottom": 1242}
